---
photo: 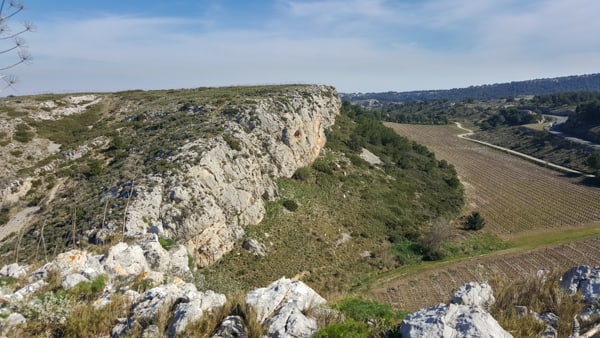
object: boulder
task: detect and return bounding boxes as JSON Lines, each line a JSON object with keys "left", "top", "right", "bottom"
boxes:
{"left": 102, "top": 242, "right": 150, "bottom": 279}
{"left": 28, "top": 249, "right": 105, "bottom": 283}
{"left": 450, "top": 282, "right": 495, "bottom": 309}
{"left": 0, "top": 312, "right": 26, "bottom": 333}
{"left": 0, "top": 263, "right": 29, "bottom": 279}
{"left": 115, "top": 281, "right": 225, "bottom": 337}
{"left": 242, "top": 239, "right": 267, "bottom": 256}
{"left": 246, "top": 277, "right": 326, "bottom": 338}
{"left": 400, "top": 303, "right": 513, "bottom": 338}
{"left": 212, "top": 315, "right": 245, "bottom": 338}
{"left": 167, "top": 290, "right": 226, "bottom": 337}
{"left": 560, "top": 266, "right": 600, "bottom": 302}
{"left": 13, "top": 280, "right": 47, "bottom": 300}
{"left": 137, "top": 234, "right": 192, "bottom": 278}
{"left": 61, "top": 273, "right": 90, "bottom": 290}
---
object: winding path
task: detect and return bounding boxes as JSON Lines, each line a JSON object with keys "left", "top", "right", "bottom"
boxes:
{"left": 454, "top": 122, "right": 593, "bottom": 177}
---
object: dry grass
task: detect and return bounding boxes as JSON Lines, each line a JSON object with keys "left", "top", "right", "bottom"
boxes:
{"left": 490, "top": 270, "right": 584, "bottom": 337}
{"left": 182, "top": 293, "right": 264, "bottom": 337}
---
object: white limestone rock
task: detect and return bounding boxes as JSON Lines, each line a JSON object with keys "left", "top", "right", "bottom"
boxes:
{"left": 246, "top": 277, "right": 326, "bottom": 338}
{"left": 102, "top": 242, "right": 150, "bottom": 279}
{"left": 560, "top": 266, "right": 600, "bottom": 302}
{"left": 212, "top": 315, "right": 245, "bottom": 338}
{"left": 400, "top": 303, "right": 513, "bottom": 338}
{"left": 155, "top": 86, "right": 341, "bottom": 268}
{"left": 116, "top": 281, "right": 225, "bottom": 337}
{"left": 0, "top": 263, "right": 29, "bottom": 279}
{"left": 167, "top": 290, "right": 227, "bottom": 337}
{"left": 450, "top": 282, "right": 495, "bottom": 309}
{"left": 125, "top": 178, "right": 164, "bottom": 236}
{"left": 53, "top": 249, "right": 105, "bottom": 278}
{"left": 242, "top": 238, "right": 267, "bottom": 256}
{"left": 137, "top": 234, "right": 192, "bottom": 278}
{"left": 61, "top": 273, "right": 90, "bottom": 290}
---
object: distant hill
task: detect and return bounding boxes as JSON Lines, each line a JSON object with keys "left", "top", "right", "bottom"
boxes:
{"left": 343, "top": 73, "right": 600, "bottom": 102}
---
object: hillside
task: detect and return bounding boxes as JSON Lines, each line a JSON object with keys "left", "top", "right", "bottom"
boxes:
{"left": 0, "top": 85, "right": 470, "bottom": 336}
{"left": 343, "top": 73, "right": 600, "bottom": 102}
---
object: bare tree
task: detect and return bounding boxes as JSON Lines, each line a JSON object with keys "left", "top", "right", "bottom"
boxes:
{"left": 0, "top": 0, "right": 33, "bottom": 91}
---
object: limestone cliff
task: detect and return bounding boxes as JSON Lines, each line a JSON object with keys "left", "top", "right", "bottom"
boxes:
{"left": 125, "top": 85, "right": 341, "bottom": 266}
{"left": 0, "top": 85, "right": 340, "bottom": 268}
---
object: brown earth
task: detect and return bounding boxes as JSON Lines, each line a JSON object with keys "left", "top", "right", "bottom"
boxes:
{"left": 367, "top": 123, "right": 600, "bottom": 311}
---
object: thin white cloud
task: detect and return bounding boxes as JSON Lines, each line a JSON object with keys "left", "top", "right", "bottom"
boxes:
{"left": 11, "top": 0, "right": 600, "bottom": 95}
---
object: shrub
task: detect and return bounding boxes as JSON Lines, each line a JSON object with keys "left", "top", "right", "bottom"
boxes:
{"left": 14, "top": 123, "right": 34, "bottom": 143}
{"left": 292, "top": 166, "right": 311, "bottom": 181}
{"left": 61, "top": 294, "right": 131, "bottom": 338}
{"left": 158, "top": 237, "right": 176, "bottom": 250}
{"left": 315, "top": 319, "right": 369, "bottom": 338}
{"left": 70, "top": 274, "right": 107, "bottom": 300}
{"left": 0, "top": 207, "right": 9, "bottom": 226}
{"left": 316, "top": 298, "right": 407, "bottom": 338}
{"left": 223, "top": 134, "right": 242, "bottom": 151}
{"left": 282, "top": 199, "right": 299, "bottom": 212}
{"left": 312, "top": 159, "right": 335, "bottom": 174}
{"left": 464, "top": 211, "right": 486, "bottom": 231}
{"left": 336, "top": 297, "right": 401, "bottom": 323}
{"left": 491, "top": 270, "right": 583, "bottom": 337}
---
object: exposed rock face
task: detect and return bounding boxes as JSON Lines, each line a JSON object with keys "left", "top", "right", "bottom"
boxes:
{"left": 124, "top": 85, "right": 341, "bottom": 267}
{"left": 246, "top": 277, "right": 326, "bottom": 338}
{"left": 400, "top": 303, "right": 513, "bottom": 338}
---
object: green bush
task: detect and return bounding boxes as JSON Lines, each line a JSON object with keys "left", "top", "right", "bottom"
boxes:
{"left": 315, "top": 319, "right": 369, "bottom": 338}
{"left": 223, "top": 134, "right": 242, "bottom": 151}
{"left": 14, "top": 123, "right": 34, "bottom": 143}
{"left": 312, "top": 159, "right": 335, "bottom": 174}
{"left": 337, "top": 297, "right": 401, "bottom": 323}
{"left": 282, "top": 199, "right": 299, "bottom": 212}
{"left": 70, "top": 275, "right": 108, "bottom": 300}
{"left": 292, "top": 166, "right": 311, "bottom": 181}
{"left": 464, "top": 211, "right": 486, "bottom": 231}
{"left": 0, "top": 207, "right": 9, "bottom": 226}
{"left": 158, "top": 237, "right": 177, "bottom": 250}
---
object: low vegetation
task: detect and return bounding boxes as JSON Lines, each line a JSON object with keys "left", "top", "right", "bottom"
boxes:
{"left": 204, "top": 102, "right": 464, "bottom": 296}
{"left": 490, "top": 271, "right": 583, "bottom": 338}
{"left": 315, "top": 297, "right": 407, "bottom": 337}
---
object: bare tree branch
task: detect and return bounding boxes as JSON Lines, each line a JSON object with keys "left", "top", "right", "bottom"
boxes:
{"left": 0, "top": 0, "right": 32, "bottom": 91}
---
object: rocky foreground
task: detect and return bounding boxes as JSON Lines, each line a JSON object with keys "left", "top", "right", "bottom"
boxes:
{"left": 0, "top": 235, "right": 599, "bottom": 337}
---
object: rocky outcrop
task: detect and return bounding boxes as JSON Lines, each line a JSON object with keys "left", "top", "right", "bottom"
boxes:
{"left": 246, "top": 277, "right": 326, "bottom": 338}
{"left": 450, "top": 282, "right": 495, "bottom": 310}
{"left": 401, "top": 303, "right": 513, "bottom": 338}
{"left": 401, "top": 282, "right": 512, "bottom": 338}
{"left": 560, "top": 266, "right": 600, "bottom": 302}
{"left": 123, "top": 85, "right": 341, "bottom": 267}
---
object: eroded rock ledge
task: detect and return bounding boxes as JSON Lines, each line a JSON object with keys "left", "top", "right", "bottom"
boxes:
{"left": 124, "top": 85, "right": 341, "bottom": 267}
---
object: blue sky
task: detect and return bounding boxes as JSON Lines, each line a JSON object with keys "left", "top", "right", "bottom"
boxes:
{"left": 3, "top": 0, "right": 600, "bottom": 95}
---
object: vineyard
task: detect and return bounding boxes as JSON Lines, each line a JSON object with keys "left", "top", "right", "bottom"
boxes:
{"left": 370, "top": 234, "right": 600, "bottom": 311}
{"left": 369, "top": 123, "right": 600, "bottom": 311}
{"left": 385, "top": 123, "right": 600, "bottom": 237}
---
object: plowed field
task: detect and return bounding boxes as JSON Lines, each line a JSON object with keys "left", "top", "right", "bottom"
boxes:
{"left": 369, "top": 123, "right": 600, "bottom": 311}
{"left": 386, "top": 123, "right": 600, "bottom": 237}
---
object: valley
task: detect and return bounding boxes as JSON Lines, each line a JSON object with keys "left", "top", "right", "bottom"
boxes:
{"left": 368, "top": 122, "right": 600, "bottom": 311}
